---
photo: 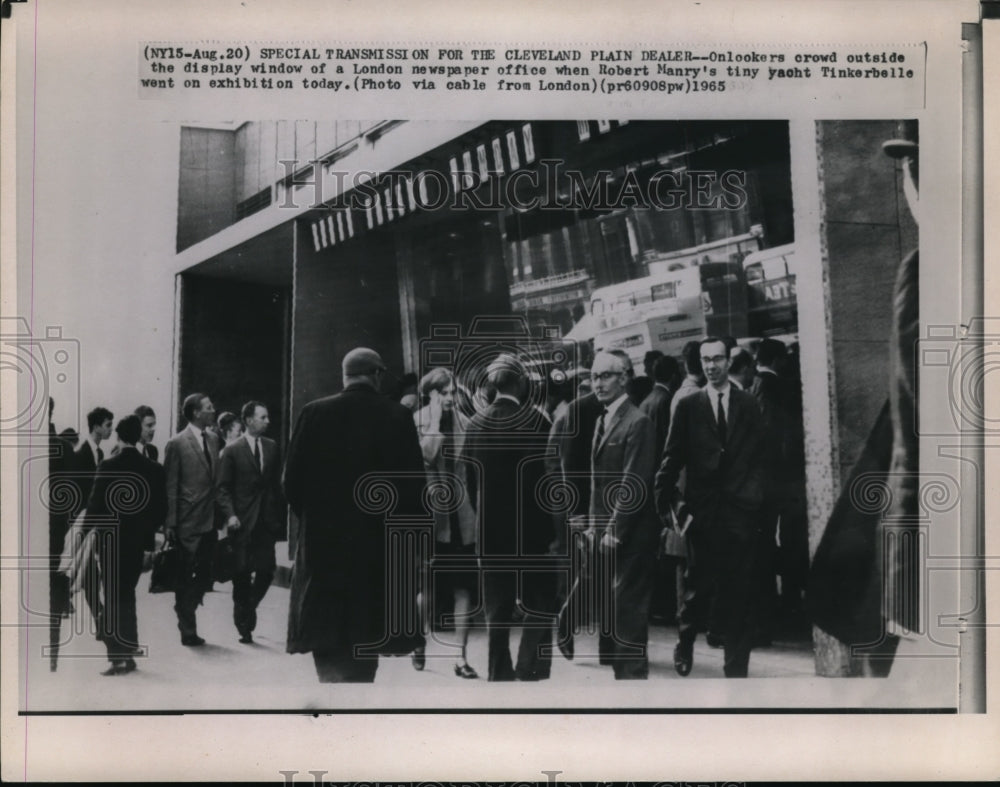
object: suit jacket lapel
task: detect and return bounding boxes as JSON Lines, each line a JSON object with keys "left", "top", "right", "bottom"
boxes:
{"left": 186, "top": 428, "right": 211, "bottom": 471}
{"left": 242, "top": 437, "right": 262, "bottom": 476}
{"left": 263, "top": 438, "right": 277, "bottom": 477}
{"left": 726, "top": 388, "right": 742, "bottom": 443}
{"left": 595, "top": 400, "right": 628, "bottom": 457}
{"left": 700, "top": 389, "right": 725, "bottom": 446}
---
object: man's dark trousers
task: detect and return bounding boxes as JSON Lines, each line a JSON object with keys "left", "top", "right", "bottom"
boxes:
{"left": 678, "top": 499, "right": 760, "bottom": 678}
{"left": 174, "top": 530, "right": 216, "bottom": 638}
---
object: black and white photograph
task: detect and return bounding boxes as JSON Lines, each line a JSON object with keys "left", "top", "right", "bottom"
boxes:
{"left": 1, "top": 0, "right": 996, "bottom": 781}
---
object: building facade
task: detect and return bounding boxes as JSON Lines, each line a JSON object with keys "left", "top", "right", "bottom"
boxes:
{"left": 172, "top": 119, "right": 916, "bottom": 676}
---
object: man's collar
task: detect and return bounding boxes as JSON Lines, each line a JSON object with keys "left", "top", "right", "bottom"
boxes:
{"left": 708, "top": 381, "right": 732, "bottom": 397}
{"left": 494, "top": 393, "right": 520, "bottom": 406}
{"left": 654, "top": 382, "right": 671, "bottom": 392}
{"left": 187, "top": 422, "right": 204, "bottom": 439}
{"left": 758, "top": 366, "right": 778, "bottom": 376}
{"left": 603, "top": 392, "right": 629, "bottom": 419}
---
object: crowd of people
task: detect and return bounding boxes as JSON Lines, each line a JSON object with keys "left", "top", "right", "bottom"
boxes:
{"left": 46, "top": 333, "right": 809, "bottom": 683}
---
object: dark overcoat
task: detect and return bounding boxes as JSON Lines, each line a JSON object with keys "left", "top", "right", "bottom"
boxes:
{"left": 283, "top": 383, "right": 426, "bottom": 655}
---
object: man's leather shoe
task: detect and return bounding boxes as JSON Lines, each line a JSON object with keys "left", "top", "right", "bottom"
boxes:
{"left": 411, "top": 647, "right": 425, "bottom": 671}
{"left": 101, "top": 660, "right": 133, "bottom": 676}
{"left": 706, "top": 631, "right": 724, "bottom": 649}
{"left": 454, "top": 662, "right": 479, "bottom": 679}
{"left": 239, "top": 633, "right": 253, "bottom": 644}
{"left": 181, "top": 634, "right": 205, "bottom": 647}
{"left": 673, "top": 640, "right": 693, "bottom": 676}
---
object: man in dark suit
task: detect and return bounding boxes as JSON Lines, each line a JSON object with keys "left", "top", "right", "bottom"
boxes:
{"left": 73, "top": 407, "right": 114, "bottom": 511}
{"left": 164, "top": 392, "right": 221, "bottom": 646}
{"left": 47, "top": 397, "right": 75, "bottom": 671}
{"left": 587, "top": 351, "right": 660, "bottom": 679}
{"left": 134, "top": 405, "right": 159, "bottom": 462}
{"left": 655, "top": 336, "right": 765, "bottom": 678}
{"left": 750, "top": 338, "right": 791, "bottom": 641}
{"left": 218, "top": 400, "right": 286, "bottom": 644}
{"left": 548, "top": 382, "right": 603, "bottom": 659}
{"left": 86, "top": 415, "right": 166, "bottom": 675}
{"left": 284, "top": 347, "right": 425, "bottom": 683}
{"left": 639, "top": 354, "right": 681, "bottom": 453}
{"left": 640, "top": 354, "right": 682, "bottom": 625}
{"left": 465, "top": 353, "right": 554, "bottom": 681}
{"left": 71, "top": 406, "right": 114, "bottom": 631}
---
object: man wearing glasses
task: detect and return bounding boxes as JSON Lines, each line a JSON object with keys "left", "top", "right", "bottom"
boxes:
{"left": 587, "top": 350, "right": 659, "bottom": 679}
{"left": 654, "top": 336, "right": 765, "bottom": 678}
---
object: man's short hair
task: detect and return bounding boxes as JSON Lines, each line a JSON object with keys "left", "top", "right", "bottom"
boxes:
{"left": 419, "top": 367, "right": 454, "bottom": 398}
{"left": 652, "top": 355, "right": 680, "bottom": 384}
{"left": 699, "top": 336, "right": 727, "bottom": 354}
{"left": 241, "top": 400, "right": 267, "bottom": 423}
{"left": 87, "top": 407, "right": 113, "bottom": 431}
{"left": 133, "top": 404, "right": 155, "bottom": 421}
{"left": 486, "top": 354, "right": 524, "bottom": 393}
{"left": 218, "top": 412, "right": 240, "bottom": 436}
{"left": 396, "top": 372, "right": 419, "bottom": 400}
{"left": 729, "top": 348, "right": 755, "bottom": 376}
{"left": 342, "top": 347, "right": 387, "bottom": 377}
{"left": 682, "top": 341, "right": 703, "bottom": 377}
{"left": 756, "top": 338, "right": 788, "bottom": 367}
{"left": 182, "top": 393, "right": 207, "bottom": 423}
{"left": 115, "top": 414, "right": 142, "bottom": 445}
{"left": 607, "top": 349, "right": 634, "bottom": 375}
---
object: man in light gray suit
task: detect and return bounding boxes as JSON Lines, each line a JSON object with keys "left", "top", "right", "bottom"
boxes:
{"left": 588, "top": 350, "right": 660, "bottom": 679}
{"left": 164, "top": 392, "right": 221, "bottom": 646}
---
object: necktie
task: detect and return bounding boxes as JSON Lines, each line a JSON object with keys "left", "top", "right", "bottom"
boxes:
{"left": 592, "top": 408, "right": 607, "bottom": 456}
{"left": 717, "top": 391, "right": 727, "bottom": 446}
{"left": 144, "top": 444, "right": 153, "bottom": 460}
{"left": 96, "top": 446, "right": 104, "bottom": 464}
{"left": 253, "top": 438, "right": 262, "bottom": 472}
{"left": 202, "top": 431, "right": 212, "bottom": 467}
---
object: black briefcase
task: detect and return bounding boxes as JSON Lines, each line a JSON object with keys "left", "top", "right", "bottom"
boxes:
{"left": 211, "top": 537, "right": 237, "bottom": 584}
{"left": 149, "top": 545, "right": 181, "bottom": 594}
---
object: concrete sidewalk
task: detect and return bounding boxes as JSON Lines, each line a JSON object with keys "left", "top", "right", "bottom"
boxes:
{"left": 22, "top": 579, "right": 815, "bottom": 713}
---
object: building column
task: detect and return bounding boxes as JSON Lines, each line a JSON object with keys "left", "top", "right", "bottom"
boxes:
{"left": 789, "top": 119, "right": 853, "bottom": 675}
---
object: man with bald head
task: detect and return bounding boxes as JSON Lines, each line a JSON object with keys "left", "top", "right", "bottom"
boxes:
{"left": 284, "top": 347, "right": 426, "bottom": 682}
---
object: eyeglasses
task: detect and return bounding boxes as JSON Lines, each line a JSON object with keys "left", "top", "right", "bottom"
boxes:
{"left": 592, "top": 371, "right": 624, "bottom": 382}
{"left": 700, "top": 355, "right": 728, "bottom": 365}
